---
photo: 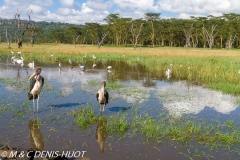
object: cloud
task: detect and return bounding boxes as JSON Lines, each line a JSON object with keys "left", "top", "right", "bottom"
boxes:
{"left": 59, "top": 0, "right": 74, "bottom": 7}
{"left": 113, "top": 0, "right": 159, "bottom": 11}
{"left": 157, "top": 0, "right": 240, "bottom": 18}
{"left": 27, "top": 4, "right": 43, "bottom": 14}
{"left": 85, "top": 0, "right": 112, "bottom": 11}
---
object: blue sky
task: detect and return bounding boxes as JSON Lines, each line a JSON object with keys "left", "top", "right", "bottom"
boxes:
{"left": 0, "top": 0, "right": 239, "bottom": 24}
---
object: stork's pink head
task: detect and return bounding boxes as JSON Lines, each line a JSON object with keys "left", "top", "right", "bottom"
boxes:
{"left": 36, "top": 68, "right": 42, "bottom": 74}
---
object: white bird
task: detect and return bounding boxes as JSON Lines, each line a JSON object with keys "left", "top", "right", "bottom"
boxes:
{"left": 106, "top": 66, "right": 112, "bottom": 70}
{"left": 28, "top": 68, "right": 44, "bottom": 112}
{"left": 69, "top": 59, "right": 73, "bottom": 68}
{"left": 17, "top": 51, "right": 22, "bottom": 55}
{"left": 96, "top": 81, "right": 109, "bottom": 113}
{"left": 11, "top": 56, "right": 16, "bottom": 61}
{"left": 11, "top": 50, "right": 14, "bottom": 55}
{"left": 28, "top": 61, "right": 34, "bottom": 69}
{"left": 14, "top": 57, "right": 24, "bottom": 65}
{"left": 166, "top": 68, "right": 172, "bottom": 79}
{"left": 79, "top": 64, "right": 85, "bottom": 70}
{"left": 137, "top": 57, "right": 140, "bottom": 61}
{"left": 59, "top": 61, "right": 62, "bottom": 69}
{"left": 93, "top": 55, "right": 97, "bottom": 60}
{"left": 83, "top": 53, "right": 87, "bottom": 58}
{"left": 92, "top": 63, "right": 97, "bottom": 69}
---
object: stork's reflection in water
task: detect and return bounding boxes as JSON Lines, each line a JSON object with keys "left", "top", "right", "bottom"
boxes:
{"left": 28, "top": 113, "right": 44, "bottom": 151}
{"left": 95, "top": 116, "right": 108, "bottom": 153}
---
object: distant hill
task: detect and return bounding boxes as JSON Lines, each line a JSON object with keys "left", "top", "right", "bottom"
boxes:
{"left": 0, "top": 18, "right": 83, "bottom": 43}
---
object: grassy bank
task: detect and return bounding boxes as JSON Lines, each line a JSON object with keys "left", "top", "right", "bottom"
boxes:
{"left": 0, "top": 43, "right": 240, "bottom": 95}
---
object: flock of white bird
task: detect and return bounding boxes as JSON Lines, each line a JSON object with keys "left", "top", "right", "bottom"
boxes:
{"left": 10, "top": 50, "right": 35, "bottom": 70}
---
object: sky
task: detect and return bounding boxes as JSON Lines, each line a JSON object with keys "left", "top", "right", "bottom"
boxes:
{"left": 0, "top": 0, "right": 240, "bottom": 25}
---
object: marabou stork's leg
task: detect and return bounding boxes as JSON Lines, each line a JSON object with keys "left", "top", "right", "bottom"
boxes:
{"left": 33, "top": 94, "right": 35, "bottom": 112}
{"left": 37, "top": 94, "right": 40, "bottom": 112}
{"left": 102, "top": 104, "right": 105, "bottom": 112}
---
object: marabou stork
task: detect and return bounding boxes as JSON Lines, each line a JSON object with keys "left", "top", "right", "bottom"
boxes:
{"left": 96, "top": 81, "right": 109, "bottom": 113}
{"left": 28, "top": 68, "right": 44, "bottom": 112}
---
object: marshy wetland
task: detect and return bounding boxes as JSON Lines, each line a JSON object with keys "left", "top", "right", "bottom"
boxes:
{"left": 0, "top": 44, "right": 240, "bottom": 160}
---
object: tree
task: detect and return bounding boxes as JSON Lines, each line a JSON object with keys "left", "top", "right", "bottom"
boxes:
{"left": 203, "top": 25, "right": 218, "bottom": 49}
{"left": 130, "top": 20, "right": 143, "bottom": 50}
{"left": 14, "top": 9, "right": 33, "bottom": 48}
{"left": 144, "top": 13, "right": 160, "bottom": 47}
{"left": 50, "top": 29, "right": 65, "bottom": 43}
{"left": 85, "top": 23, "right": 101, "bottom": 45}
{"left": 65, "top": 26, "right": 82, "bottom": 47}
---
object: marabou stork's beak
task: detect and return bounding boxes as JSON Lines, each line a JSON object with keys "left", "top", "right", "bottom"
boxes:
{"left": 29, "top": 71, "right": 37, "bottom": 81}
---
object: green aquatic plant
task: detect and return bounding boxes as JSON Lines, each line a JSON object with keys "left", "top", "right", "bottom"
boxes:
{"left": 108, "top": 112, "right": 130, "bottom": 135}
{"left": 71, "top": 104, "right": 98, "bottom": 129}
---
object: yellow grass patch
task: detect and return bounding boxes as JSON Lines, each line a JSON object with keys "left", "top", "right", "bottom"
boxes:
{"left": 1, "top": 43, "right": 240, "bottom": 58}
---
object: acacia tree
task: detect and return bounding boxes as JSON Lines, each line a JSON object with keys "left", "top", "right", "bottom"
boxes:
{"left": 183, "top": 25, "right": 193, "bottom": 50}
{"left": 26, "top": 10, "right": 35, "bottom": 46}
{"left": 14, "top": 9, "right": 33, "bottom": 48}
{"left": 98, "top": 31, "right": 109, "bottom": 48}
{"left": 65, "top": 26, "right": 82, "bottom": 47}
{"left": 130, "top": 20, "right": 143, "bottom": 50}
{"left": 203, "top": 25, "right": 218, "bottom": 49}
{"left": 5, "top": 28, "right": 11, "bottom": 48}
{"left": 104, "top": 14, "right": 121, "bottom": 46}
{"left": 144, "top": 13, "right": 160, "bottom": 47}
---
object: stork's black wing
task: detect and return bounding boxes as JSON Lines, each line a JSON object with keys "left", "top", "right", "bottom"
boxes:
{"left": 104, "top": 90, "right": 109, "bottom": 104}
{"left": 41, "top": 76, "right": 44, "bottom": 87}
{"left": 29, "top": 78, "right": 36, "bottom": 92}
{"left": 96, "top": 92, "right": 99, "bottom": 101}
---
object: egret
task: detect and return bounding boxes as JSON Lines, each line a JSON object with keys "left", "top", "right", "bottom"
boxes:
{"left": 93, "top": 63, "right": 96, "bottom": 69}
{"left": 79, "top": 64, "right": 86, "bottom": 71}
{"left": 96, "top": 81, "right": 109, "bottom": 113}
{"left": 137, "top": 57, "right": 140, "bottom": 61}
{"left": 106, "top": 66, "right": 112, "bottom": 70}
{"left": 17, "top": 51, "right": 22, "bottom": 56}
{"left": 11, "top": 50, "right": 14, "bottom": 55}
{"left": 13, "top": 57, "right": 24, "bottom": 65}
{"left": 59, "top": 61, "right": 62, "bottom": 69}
{"left": 28, "top": 68, "right": 44, "bottom": 112}
{"left": 166, "top": 68, "right": 172, "bottom": 79}
{"left": 93, "top": 55, "right": 97, "bottom": 60}
{"left": 69, "top": 59, "right": 73, "bottom": 69}
{"left": 28, "top": 61, "right": 34, "bottom": 69}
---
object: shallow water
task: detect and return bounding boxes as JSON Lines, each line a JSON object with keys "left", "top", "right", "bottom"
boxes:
{"left": 0, "top": 56, "right": 239, "bottom": 159}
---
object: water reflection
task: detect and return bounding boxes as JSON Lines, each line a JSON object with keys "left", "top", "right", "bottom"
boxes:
{"left": 95, "top": 116, "right": 108, "bottom": 153}
{"left": 28, "top": 113, "right": 44, "bottom": 151}
{"left": 158, "top": 81, "right": 238, "bottom": 116}
{"left": 0, "top": 56, "right": 239, "bottom": 117}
